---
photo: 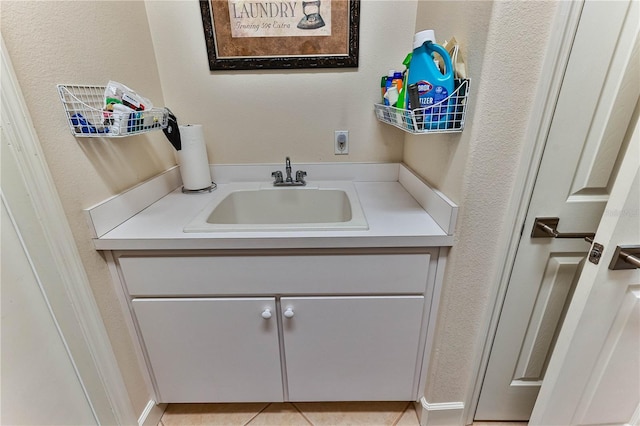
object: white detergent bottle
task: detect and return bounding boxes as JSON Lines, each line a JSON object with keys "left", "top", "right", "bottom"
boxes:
{"left": 407, "top": 30, "right": 454, "bottom": 130}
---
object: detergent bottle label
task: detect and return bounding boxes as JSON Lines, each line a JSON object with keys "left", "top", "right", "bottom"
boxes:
{"left": 416, "top": 80, "right": 449, "bottom": 121}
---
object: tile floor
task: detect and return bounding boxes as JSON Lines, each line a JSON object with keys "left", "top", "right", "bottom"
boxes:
{"left": 159, "top": 402, "right": 529, "bottom": 426}
{"left": 159, "top": 402, "right": 419, "bottom": 426}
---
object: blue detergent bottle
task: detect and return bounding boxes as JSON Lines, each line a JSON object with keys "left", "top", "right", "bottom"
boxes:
{"left": 407, "top": 30, "right": 454, "bottom": 130}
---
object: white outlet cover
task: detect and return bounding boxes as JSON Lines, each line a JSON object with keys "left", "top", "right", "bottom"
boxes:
{"left": 335, "top": 130, "right": 349, "bottom": 155}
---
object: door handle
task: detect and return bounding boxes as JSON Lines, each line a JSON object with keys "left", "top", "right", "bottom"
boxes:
{"left": 531, "top": 217, "right": 595, "bottom": 242}
{"left": 609, "top": 245, "right": 640, "bottom": 270}
{"left": 531, "top": 219, "right": 639, "bottom": 270}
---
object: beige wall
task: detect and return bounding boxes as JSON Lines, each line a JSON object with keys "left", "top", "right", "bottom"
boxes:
{"left": 1, "top": 0, "right": 176, "bottom": 414}
{"left": 407, "top": 0, "right": 560, "bottom": 406}
{"left": 1, "top": 0, "right": 419, "bottom": 417}
{"left": 2, "top": 0, "right": 562, "bottom": 418}
{"left": 144, "top": 0, "right": 416, "bottom": 164}
{"left": 404, "top": 0, "right": 494, "bottom": 204}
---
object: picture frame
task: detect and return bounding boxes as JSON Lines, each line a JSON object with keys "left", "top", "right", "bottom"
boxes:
{"left": 199, "top": 0, "right": 360, "bottom": 70}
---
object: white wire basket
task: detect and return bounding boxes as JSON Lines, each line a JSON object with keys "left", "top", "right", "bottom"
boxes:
{"left": 57, "top": 84, "right": 168, "bottom": 137}
{"left": 374, "top": 79, "right": 469, "bottom": 134}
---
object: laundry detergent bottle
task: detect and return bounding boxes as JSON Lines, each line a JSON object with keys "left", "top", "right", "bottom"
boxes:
{"left": 407, "top": 30, "right": 454, "bottom": 130}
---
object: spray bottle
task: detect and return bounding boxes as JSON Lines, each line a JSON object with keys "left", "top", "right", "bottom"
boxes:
{"left": 396, "top": 53, "right": 412, "bottom": 110}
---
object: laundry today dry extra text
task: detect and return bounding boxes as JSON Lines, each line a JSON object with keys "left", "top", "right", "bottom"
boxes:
{"left": 235, "top": 21, "right": 292, "bottom": 31}
{"left": 231, "top": 2, "right": 298, "bottom": 19}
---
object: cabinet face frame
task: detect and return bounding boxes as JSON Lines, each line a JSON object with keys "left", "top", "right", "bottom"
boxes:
{"left": 105, "top": 247, "right": 445, "bottom": 404}
{"left": 117, "top": 248, "right": 435, "bottom": 297}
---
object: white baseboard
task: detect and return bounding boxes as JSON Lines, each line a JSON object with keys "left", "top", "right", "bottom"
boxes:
{"left": 138, "top": 400, "right": 167, "bottom": 426}
{"left": 415, "top": 398, "right": 465, "bottom": 426}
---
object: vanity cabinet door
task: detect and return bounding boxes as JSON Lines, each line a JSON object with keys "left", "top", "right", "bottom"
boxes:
{"left": 132, "top": 298, "right": 283, "bottom": 403}
{"left": 281, "top": 296, "right": 425, "bottom": 401}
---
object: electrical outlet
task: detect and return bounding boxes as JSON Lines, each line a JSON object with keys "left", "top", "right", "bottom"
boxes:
{"left": 335, "top": 130, "right": 349, "bottom": 155}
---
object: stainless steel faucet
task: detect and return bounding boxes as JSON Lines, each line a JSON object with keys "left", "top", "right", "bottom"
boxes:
{"left": 285, "top": 157, "right": 293, "bottom": 183}
{"left": 272, "top": 157, "right": 306, "bottom": 186}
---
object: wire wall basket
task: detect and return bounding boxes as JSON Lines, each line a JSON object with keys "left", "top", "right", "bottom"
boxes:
{"left": 57, "top": 84, "right": 168, "bottom": 137}
{"left": 374, "top": 79, "right": 469, "bottom": 134}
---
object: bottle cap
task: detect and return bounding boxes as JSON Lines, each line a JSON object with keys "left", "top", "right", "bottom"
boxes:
{"left": 413, "top": 29, "right": 436, "bottom": 49}
{"left": 403, "top": 52, "right": 412, "bottom": 66}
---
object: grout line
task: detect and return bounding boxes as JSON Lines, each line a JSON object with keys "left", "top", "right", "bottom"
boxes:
{"left": 243, "top": 403, "right": 272, "bottom": 426}
{"left": 391, "top": 402, "right": 412, "bottom": 426}
{"left": 291, "top": 402, "right": 315, "bottom": 426}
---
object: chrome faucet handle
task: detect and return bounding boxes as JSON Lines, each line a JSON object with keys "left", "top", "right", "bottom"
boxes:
{"left": 295, "top": 170, "right": 307, "bottom": 184}
{"left": 271, "top": 171, "right": 283, "bottom": 184}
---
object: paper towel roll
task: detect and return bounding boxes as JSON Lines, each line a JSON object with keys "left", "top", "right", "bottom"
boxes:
{"left": 177, "top": 124, "right": 212, "bottom": 191}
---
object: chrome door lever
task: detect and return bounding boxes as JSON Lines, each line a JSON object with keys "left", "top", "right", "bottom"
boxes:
{"left": 609, "top": 245, "right": 640, "bottom": 270}
{"left": 531, "top": 217, "right": 596, "bottom": 242}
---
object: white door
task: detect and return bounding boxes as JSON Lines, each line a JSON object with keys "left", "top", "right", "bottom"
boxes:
{"left": 476, "top": 0, "right": 639, "bottom": 420}
{"left": 2, "top": 36, "right": 134, "bottom": 424}
{"left": 1, "top": 202, "right": 98, "bottom": 426}
{"left": 530, "top": 110, "right": 640, "bottom": 426}
{"left": 281, "top": 296, "right": 424, "bottom": 401}
{"left": 132, "top": 298, "right": 283, "bottom": 403}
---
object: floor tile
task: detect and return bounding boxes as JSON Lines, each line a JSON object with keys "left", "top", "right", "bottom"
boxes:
{"left": 161, "top": 403, "right": 268, "bottom": 426}
{"left": 294, "top": 401, "right": 409, "bottom": 426}
{"left": 394, "top": 404, "right": 420, "bottom": 426}
{"left": 246, "top": 403, "right": 311, "bottom": 425}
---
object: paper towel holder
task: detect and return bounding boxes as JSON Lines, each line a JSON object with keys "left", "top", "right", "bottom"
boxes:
{"left": 182, "top": 182, "right": 217, "bottom": 194}
{"left": 162, "top": 113, "right": 217, "bottom": 194}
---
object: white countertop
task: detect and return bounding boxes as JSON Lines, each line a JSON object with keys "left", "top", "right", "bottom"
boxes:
{"left": 90, "top": 164, "right": 457, "bottom": 251}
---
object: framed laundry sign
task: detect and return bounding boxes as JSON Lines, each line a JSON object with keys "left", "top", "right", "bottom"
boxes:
{"left": 199, "top": 0, "right": 360, "bottom": 70}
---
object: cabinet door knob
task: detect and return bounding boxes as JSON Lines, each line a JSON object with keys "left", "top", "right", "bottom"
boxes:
{"left": 283, "top": 307, "right": 295, "bottom": 318}
{"left": 261, "top": 308, "right": 272, "bottom": 319}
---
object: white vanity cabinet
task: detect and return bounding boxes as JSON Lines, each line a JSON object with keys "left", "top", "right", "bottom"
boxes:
{"left": 114, "top": 249, "right": 439, "bottom": 404}
{"left": 132, "top": 297, "right": 283, "bottom": 403}
{"left": 280, "top": 296, "right": 424, "bottom": 401}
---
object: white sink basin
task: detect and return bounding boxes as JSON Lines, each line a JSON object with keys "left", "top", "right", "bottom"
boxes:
{"left": 183, "top": 181, "right": 368, "bottom": 232}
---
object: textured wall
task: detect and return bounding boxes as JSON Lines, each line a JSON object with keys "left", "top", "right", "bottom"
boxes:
{"left": 1, "top": 0, "right": 176, "bottom": 415}
{"left": 2, "top": 0, "right": 561, "bottom": 418}
{"left": 407, "top": 0, "right": 560, "bottom": 407}
{"left": 144, "top": 0, "right": 418, "bottom": 164}
{"left": 1, "top": 0, "right": 421, "bottom": 417}
{"left": 403, "top": 0, "right": 494, "bottom": 204}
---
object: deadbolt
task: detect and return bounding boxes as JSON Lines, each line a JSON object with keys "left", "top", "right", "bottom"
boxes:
{"left": 589, "top": 242, "right": 604, "bottom": 265}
